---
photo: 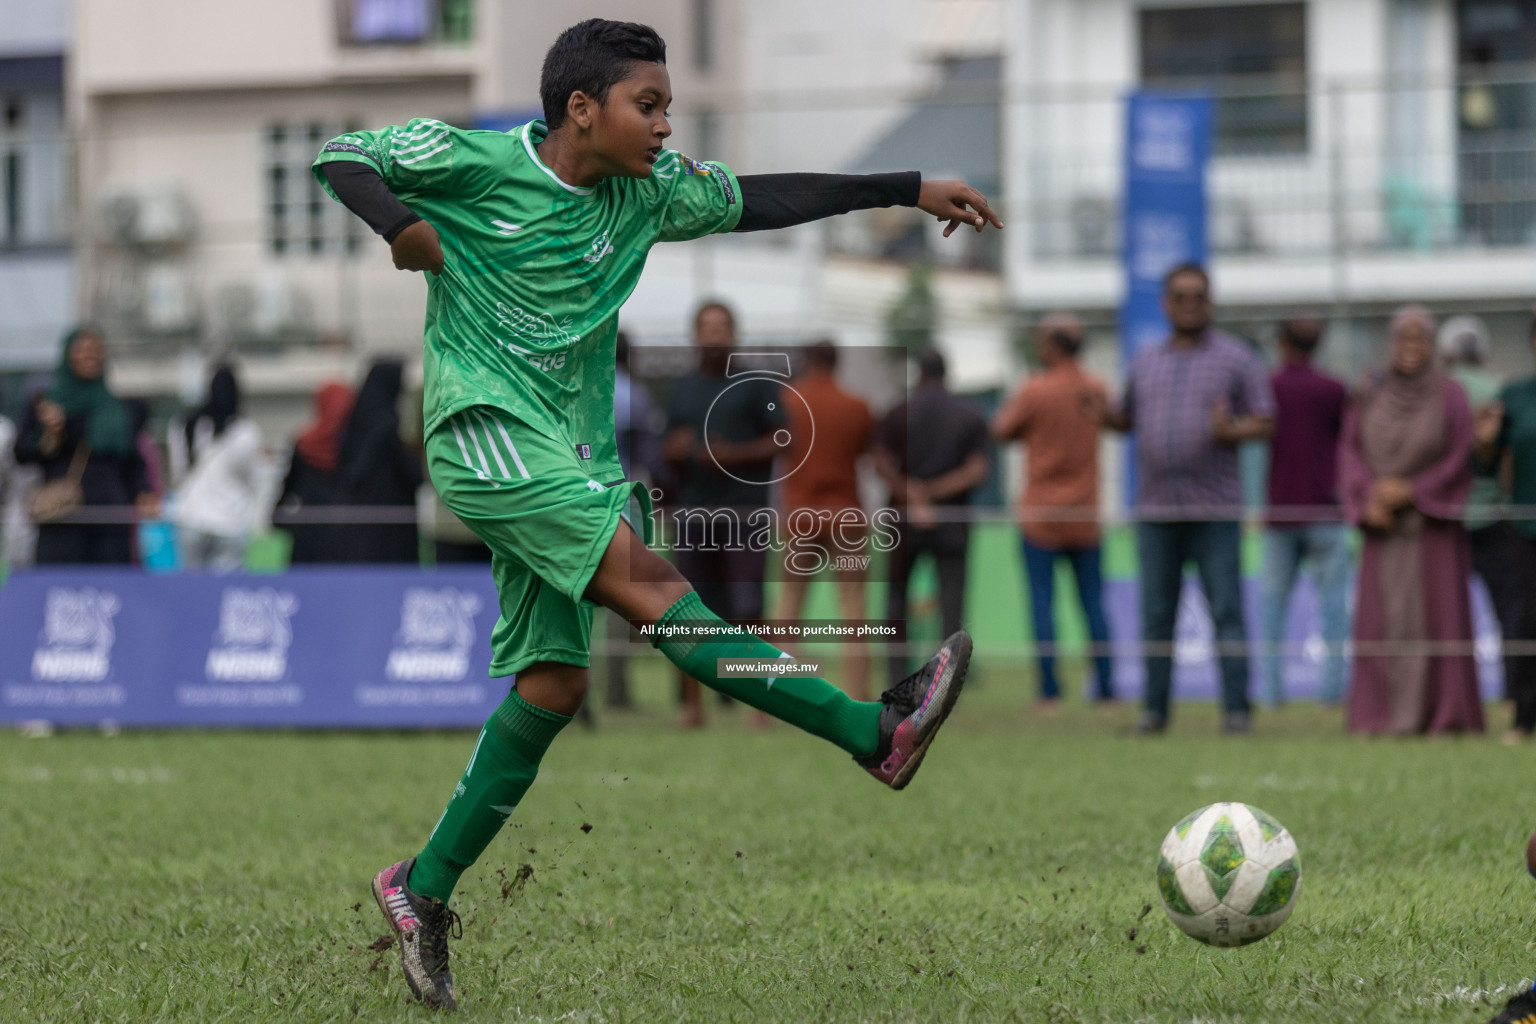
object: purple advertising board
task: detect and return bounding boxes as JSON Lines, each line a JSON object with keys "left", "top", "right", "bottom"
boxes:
{"left": 0, "top": 568, "right": 1504, "bottom": 727}
{"left": 0, "top": 568, "right": 508, "bottom": 727}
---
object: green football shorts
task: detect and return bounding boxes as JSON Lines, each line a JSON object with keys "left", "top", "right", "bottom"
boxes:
{"left": 426, "top": 406, "right": 651, "bottom": 676}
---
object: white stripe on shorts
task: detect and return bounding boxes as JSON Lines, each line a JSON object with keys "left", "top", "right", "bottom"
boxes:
{"left": 450, "top": 422, "right": 475, "bottom": 472}
{"left": 490, "top": 416, "right": 531, "bottom": 479}
{"left": 462, "top": 416, "right": 495, "bottom": 483}
{"left": 474, "top": 411, "right": 512, "bottom": 480}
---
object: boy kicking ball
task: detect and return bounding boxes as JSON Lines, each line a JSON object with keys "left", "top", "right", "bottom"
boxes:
{"left": 314, "top": 18, "right": 999, "bottom": 1010}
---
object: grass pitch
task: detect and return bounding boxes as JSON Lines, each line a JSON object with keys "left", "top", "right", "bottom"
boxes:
{"left": 2, "top": 659, "right": 1532, "bottom": 1023}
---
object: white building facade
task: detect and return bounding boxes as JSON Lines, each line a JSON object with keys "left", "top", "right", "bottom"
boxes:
{"left": 1004, "top": 0, "right": 1536, "bottom": 378}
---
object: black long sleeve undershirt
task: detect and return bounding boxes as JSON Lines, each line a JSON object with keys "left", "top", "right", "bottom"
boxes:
{"left": 320, "top": 161, "right": 923, "bottom": 241}
{"left": 321, "top": 162, "right": 423, "bottom": 242}
{"left": 733, "top": 171, "right": 921, "bottom": 231}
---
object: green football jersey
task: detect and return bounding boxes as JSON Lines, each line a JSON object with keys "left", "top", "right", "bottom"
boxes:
{"left": 313, "top": 117, "right": 743, "bottom": 484}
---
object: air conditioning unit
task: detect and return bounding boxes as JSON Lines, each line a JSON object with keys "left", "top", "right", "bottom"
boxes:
{"left": 218, "top": 273, "right": 317, "bottom": 345}
{"left": 97, "top": 186, "right": 198, "bottom": 250}
{"left": 92, "top": 261, "right": 200, "bottom": 338}
{"left": 138, "top": 263, "right": 200, "bottom": 335}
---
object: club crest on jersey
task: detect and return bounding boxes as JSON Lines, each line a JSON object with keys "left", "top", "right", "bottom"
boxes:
{"left": 582, "top": 230, "right": 614, "bottom": 264}
{"left": 576, "top": 443, "right": 592, "bottom": 460}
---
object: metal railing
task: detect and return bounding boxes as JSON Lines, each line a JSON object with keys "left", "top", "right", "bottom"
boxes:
{"left": 1019, "top": 71, "right": 1536, "bottom": 260}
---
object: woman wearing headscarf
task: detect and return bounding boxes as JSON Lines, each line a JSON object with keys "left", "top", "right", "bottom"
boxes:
{"left": 1339, "top": 305, "right": 1483, "bottom": 734}
{"left": 168, "top": 364, "right": 267, "bottom": 571}
{"left": 12, "top": 327, "right": 155, "bottom": 564}
{"left": 335, "top": 360, "right": 421, "bottom": 563}
{"left": 273, "top": 380, "right": 354, "bottom": 564}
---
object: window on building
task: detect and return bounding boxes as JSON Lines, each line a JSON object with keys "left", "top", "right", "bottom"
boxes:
{"left": 1139, "top": 2, "right": 1309, "bottom": 156}
{"left": 1457, "top": 1, "right": 1536, "bottom": 244}
{"left": 339, "top": 0, "right": 474, "bottom": 45}
{"left": 0, "top": 56, "right": 70, "bottom": 249}
{"left": 265, "top": 123, "right": 362, "bottom": 258}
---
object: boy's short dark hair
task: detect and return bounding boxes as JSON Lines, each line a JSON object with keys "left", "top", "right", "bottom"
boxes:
{"left": 1162, "top": 262, "right": 1210, "bottom": 295}
{"left": 541, "top": 19, "right": 667, "bottom": 130}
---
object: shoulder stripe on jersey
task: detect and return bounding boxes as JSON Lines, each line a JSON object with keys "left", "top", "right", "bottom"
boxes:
{"left": 520, "top": 122, "right": 595, "bottom": 196}
{"left": 394, "top": 141, "right": 452, "bottom": 166}
{"left": 388, "top": 131, "right": 450, "bottom": 156}
{"left": 399, "top": 119, "right": 447, "bottom": 137}
{"left": 474, "top": 412, "right": 512, "bottom": 480}
{"left": 489, "top": 416, "right": 532, "bottom": 479}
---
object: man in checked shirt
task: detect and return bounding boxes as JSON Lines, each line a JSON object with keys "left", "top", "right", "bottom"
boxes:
{"left": 1086, "top": 263, "right": 1275, "bottom": 735}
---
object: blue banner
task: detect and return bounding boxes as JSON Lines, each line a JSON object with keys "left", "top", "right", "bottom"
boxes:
{"left": 1121, "top": 90, "right": 1212, "bottom": 364}
{"left": 0, "top": 568, "right": 509, "bottom": 728}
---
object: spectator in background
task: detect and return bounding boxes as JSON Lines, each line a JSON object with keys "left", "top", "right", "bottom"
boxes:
{"left": 1340, "top": 305, "right": 1482, "bottom": 735}
{"left": 992, "top": 313, "right": 1114, "bottom": 707}
{"left": 777, "top": 340, "right": 876, "bottom": 701}
{"left": 336, "top": 360, "right": 421, "bottom": 563}
{"left": 127, "top": 399, "right": 165, "bottom": 502}
{"left": 1089, "top": 264, "right": 1274, "bottom": 735}
{"left": 1440, "top": 314, "right": 1524, "bottom": 712}
{"left": 1261, "top": 317, "right": 1352, "bottom": 706}
{"left": 660, "top": 301, "right": 783, "bottom": 727}
{"left": 2, "top": 378, "right": 48, "bottom": 568}
{"left": 13, "top": 327, "right": 157, "bottom": 564}
{"left": 169, "top": 365, "right": 267, "bottom": 572}
{"left": 1474, "top": 311, "right": 1536, "bottom": 744}
{"left": 614, "top": 331, "right": 656, "bottom": 491}
{"left": 274, "top": 381, "right": 354, "bottom": 564}
{"left": 603, "top": 330, "right": 657, "bottom": 709}
{"left": 875, "top": 348, "right": 991, "bottom": 687}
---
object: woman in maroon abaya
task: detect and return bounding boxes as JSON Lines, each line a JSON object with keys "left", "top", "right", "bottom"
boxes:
{"left": 1340, "top": 305, "right": 1484, "bottom": 734}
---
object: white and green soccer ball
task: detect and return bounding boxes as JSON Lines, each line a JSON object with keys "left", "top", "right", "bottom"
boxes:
{"left": 1156, "top": 802, "right": 1301, "bottom": 947}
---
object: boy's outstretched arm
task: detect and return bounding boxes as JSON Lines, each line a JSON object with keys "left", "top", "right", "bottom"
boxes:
{"left": 734, "top": 172, "right": 1002, "bottom": 235}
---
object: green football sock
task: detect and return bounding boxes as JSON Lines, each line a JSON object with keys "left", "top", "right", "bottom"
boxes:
{"left": 407, "top": 688, "right": 572, "bottom": 903}
{"left": 653, "top": 591, "right": 881, "bottom": 757}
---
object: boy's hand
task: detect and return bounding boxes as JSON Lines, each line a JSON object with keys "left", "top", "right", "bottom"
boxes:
{"left": 917, "top": 180, "right": 1004, "bottom": 237}
{"left": 391, "top": 220, "right": 444, "bottom": 274}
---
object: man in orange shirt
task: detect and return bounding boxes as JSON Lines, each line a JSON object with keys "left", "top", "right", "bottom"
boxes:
{"left": 992, "top": 313, "right": 1115, "bottom": 706}
{"left": 778, "top": 340, "right": 876, "bottom": 700}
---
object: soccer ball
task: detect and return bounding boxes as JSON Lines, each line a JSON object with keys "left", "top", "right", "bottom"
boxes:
{"left": 1156, "top": 802, "right": 1301, "bottom": 947}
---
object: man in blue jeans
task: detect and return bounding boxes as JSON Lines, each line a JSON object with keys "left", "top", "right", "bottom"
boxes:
{"left": 1261, "top": 317, "right": 1351, "bottom": 706}
{"left": 1090, "top": 264, "right": 1275, "bottom": 734}
{"left": 993, "top": 313, "right": 1114, "bottom": 706}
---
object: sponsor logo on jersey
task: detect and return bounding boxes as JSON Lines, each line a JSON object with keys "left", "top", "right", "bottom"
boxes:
{"left": 385, "top": 588, "right": 480, "bottom": 683}
{"left": 582, "top": 230, "right": 614, "bottom": 264}
{"left": 491, "top": 219, "right": 520, "bottom": 234}
{"left": 323, "top": 141, "right": 372, "bottom": 157}
{"left": 576, "top": 443, "right": 592, "bottom": 460}
{"left": 32, "top": 588, "right": 119, "bottom": 683}
{"left": 495, "top": 303, "right": 578, "bottom": 373}
{"left": 204, "top": 588, "right": 298, "bottom": 683}
{"left": 680, "top": 155, "right": 713, "bottom": 177}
